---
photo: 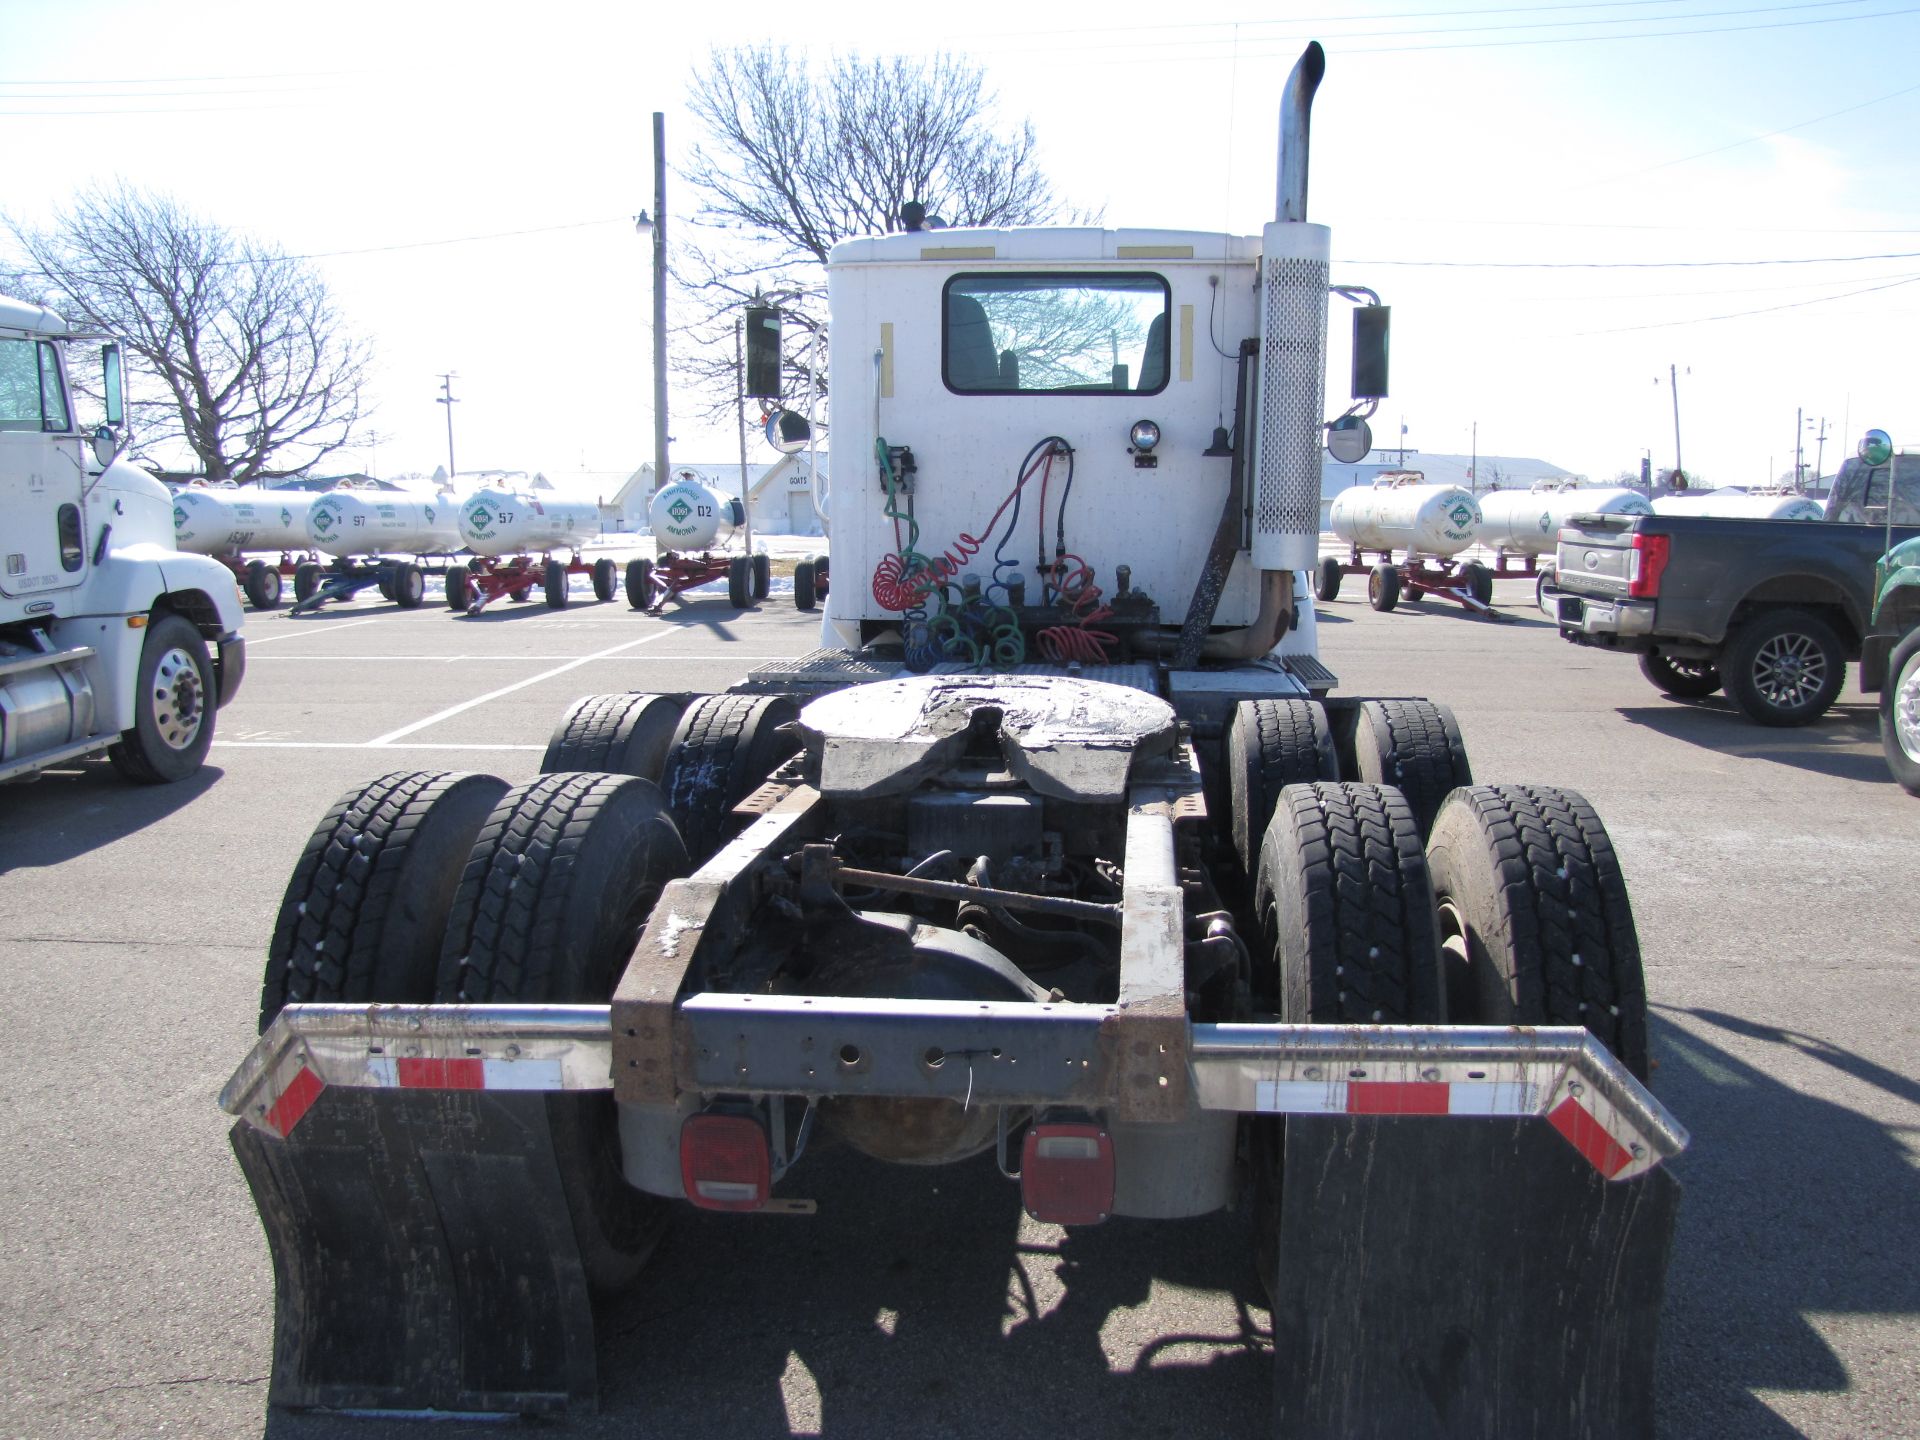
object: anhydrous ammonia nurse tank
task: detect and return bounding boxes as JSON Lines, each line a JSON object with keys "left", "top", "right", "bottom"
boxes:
{"left": 457, "top": 488, "right": 602, "bottom": 557}
{"left": 173, "top": 489, "right": 315, "bottom": 553}
{"left": 648, "top": 475, "right": 742, "bottom": 551}
{"left": 1330, "top": 474, "right": 1482, "bottom": 557}
{"left": 306, "top": 490, "right": 462, "bottom": 558}
{"left": 1652, "top": 491, "right": 1826, "bottom": 521}
{"left": 1479, "top": 486, "right": 1652, "bottom": 556}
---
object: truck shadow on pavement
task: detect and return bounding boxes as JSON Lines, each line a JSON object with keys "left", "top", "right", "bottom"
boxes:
{"left": 1650, "top": 1007, "right": 1918, "bottom": 1438}
{"left": 1615, "top": 703, "right": 1890, "bottom": 783}
{"left": 0, "top": 763, "right": 222, "bottom": 876}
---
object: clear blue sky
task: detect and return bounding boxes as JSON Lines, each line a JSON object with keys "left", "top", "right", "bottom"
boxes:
{"left": 5, "top": 0, "right": 1917, "bottom": 489}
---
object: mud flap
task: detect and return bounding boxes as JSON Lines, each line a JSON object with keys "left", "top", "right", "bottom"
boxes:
{"left": 230, "top": 1088, "right": 598, "bottom": 1415}
{"left": 1269, "top": 1116, "right": 1681, "bottom": 1440}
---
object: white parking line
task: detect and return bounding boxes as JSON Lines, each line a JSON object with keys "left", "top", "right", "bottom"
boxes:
{"left": 366, "top": 627, "right": 683, "bottom": 746}
{"left": 243, "top": 617, "right": 386, "bottom": 645}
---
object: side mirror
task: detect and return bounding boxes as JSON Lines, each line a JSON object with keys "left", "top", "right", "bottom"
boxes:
{"left": 764, "top": 409, "right": 812, "bottom": 454}
{"left": 90, "top": 423, "right": 122, "bottom": 468}
{"left": 1326, "top": 415, "right": 1372, "bottom": 463}
{"left": 1860, "top": 428, "right": 1893, "bottom": 467}
{"left": 745, "top": 305, "right": 782, "bottom": 400}
{"left": 102, "top": 343, "right": 125, "bottom": 426}
{"left": 1351, "top": 306, "right": 1389, "bottom": 400}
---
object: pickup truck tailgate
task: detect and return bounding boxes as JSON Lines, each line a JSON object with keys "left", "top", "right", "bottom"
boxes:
{"left": 1557, "top": 517, "right": 1636, "bottom": 597}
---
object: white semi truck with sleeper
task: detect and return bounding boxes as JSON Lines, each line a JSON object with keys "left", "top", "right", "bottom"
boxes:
{"left": 1, "top": 296, "right": 245, "bottom": 784}
{"left": 221, "top": 45, "right": 1684, "bottom": 1435}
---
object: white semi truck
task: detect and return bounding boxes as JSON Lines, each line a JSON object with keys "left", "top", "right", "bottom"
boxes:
{"left": 221, "top": 45, "right": 1684, "bottom": 1435}
{"left": 1, "top": 297, "right": 245, "bottom": 784}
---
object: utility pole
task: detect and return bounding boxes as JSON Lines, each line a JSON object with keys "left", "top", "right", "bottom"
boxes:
{"left": 648, "top": 112, "right": 670, "bottom": 492}
{"left": 1814, "top": 416, "right": 1828, "bottom": 492}
{"left": 734, "top": 317, "right": 754, "bottom": 558}
{"left": 1470, "top": 420, "right": 1477, "bottom": 490}
{"left": 436, "top": 372, "right": 459, "bottom": 479}
{"left": 1669, "top": 363, "right": 1683, "bottom": 481}
{"left": 1795, "top": 406, "right": 1804, "bottom": 491}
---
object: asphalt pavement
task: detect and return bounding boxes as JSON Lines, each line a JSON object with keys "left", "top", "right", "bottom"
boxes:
{"left": 0, "top": 569, "right": 1914, "bottom": 1439}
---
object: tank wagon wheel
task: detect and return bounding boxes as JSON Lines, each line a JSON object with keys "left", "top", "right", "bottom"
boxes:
{"left": 727, "top": 554, "right": 754, "bottom": 610}
{"left": 1426, "top": 785, "right": 1649, "bottom": 1081}
{"left": 377, "top": 569, "right": 396, "bottom": 602}
{"left": 812, "top": 554, "right": 829, "bottom": 589}
{"left": 625, "top": 558, "right": 655, "bottom": 610}
{"left": 1249, "top": 781, "right": 1445, "bottom": 1296}
{"left": 656, "top": 693, "right": 800, "bottom": 864}
{"left": 591, "top": 558, "right": 619, "bottom": 604}
{"left": 510, "top": 584, "right": 533, "bottom": 603}
{"left": 792, "top": 559, "right": 818, "bottom": 612}
{"left": 1720, "top": 608, "right": 1844, "bottom": 727}
{"left": 391, "top": 562, "right": 426, "bottom": 609}
{"left": 293, "top": 561, "right": 322, "bottom": 605}
{"left": 256, "top": 770, "right": 509, "bottom": 1032}
{"left": 435, "top": 773, "right": 692, "bottom": 1291}
{"left": 445, "top": 565, "right": 472, "bottom": 612}
{"left": 544, "top": 558, "right": 572, "bottom": 610}
{"left": 541, "top": 693, "right": 689, "bottom": 781}
{"left": 1638, "top": 650, "right": 1721, "bottom": 699}
{"left": 243, "top": 559, "right": 282, "bottom": 609}
{"left": 1462, "top": 561, "right": 1494, "bottom": 606}
{"left": 1339, "top": 699, "right": 1471, "bottom": 842}
{"left": 1366, "top": 562, "right": 1401, "bottom": 612}
{"left": 1881, "top": 629, "right": 1920, "bottom": 796}
{"left": 106, "top": 613, "right": 216, "bottom": 784}
{"left": 752, "top": 552, "right": 771, "bottom": 601}
{"left": 1315, "top": 556, "right": 1343, "bottom": 603}
{"left": 1225, "top": 698, "right": 1339, "bottom": 878}
{"left": 1535, "top": 569, "right": 1555, "bottom": 617}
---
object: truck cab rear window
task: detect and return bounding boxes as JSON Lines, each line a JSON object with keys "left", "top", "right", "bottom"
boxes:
{"left": 943, "top": 273, "right": 1170, "bottom": 395}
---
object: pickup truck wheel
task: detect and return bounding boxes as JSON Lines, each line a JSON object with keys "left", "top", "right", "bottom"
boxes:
{"left": 258, "top": 770, "right": 508, "bottom": 1032}
{"left": 1535, "top": 568, "right": 1555, "bottom": 617}
{"left": 437, "top": 773, "right": 691, "bottom": 1292}
{"left": 445, "top": 565, "right": 472, "bottom": 611}
{"left": 107, "top": 614, "right": 216, "bottom": 785}
{"left": 1426, "top": 784, "right": 1648, "bottom": 1081}
{"left": 293, "top": 561, "right": 322, "bottom": 604}
{"left": 658, "top": 693, "right": 800, "bottom": 863}
{"left": 1879, "top": 628, "right": 1920, "bottom": 795}
{"left": 1722, "top": 608, "right": 1844, "bottom": 727}
{"left": 1345, "top": 699, "right": 1472, "bottom": 841}
{"left": 544, "top": 558, "right": 571, "bottom": 609}
{"left": 792, "top": 559, "right": 817, "bottom": 611}
{"left": 243, "top": 560, "right": 282, "bottom": 609}
{"left": 1316, "top": 556, "right": 1343, "bottom": 603}
{"left": 1638, "top": 650, "right": 1721, "bottom": 698}
{"left": 1227, "top": 698, "right": 1338, "bottom": 876}
{"left": 542, "top": 692, "right": 688, "bottom": 781}
{"left": 727, "top": 554, "right": 753, "bottom": 609}
{"left": 591, "top": 557, "right": 619, "bottom": 603}
{"left": 1367, "top": 563, "right": 1401, "bottom": 612}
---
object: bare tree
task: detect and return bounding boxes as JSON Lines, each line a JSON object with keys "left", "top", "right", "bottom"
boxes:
{"left": 675, "top": 46, "right": 1095, "bottom": 412}
{"left": 5, "top": 185, "right": 373, "bottom": 481}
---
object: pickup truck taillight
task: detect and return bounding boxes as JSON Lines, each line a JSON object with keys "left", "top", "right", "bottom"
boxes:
{"left": 1627, "top": 533, "right": 1670, "bottom": 599}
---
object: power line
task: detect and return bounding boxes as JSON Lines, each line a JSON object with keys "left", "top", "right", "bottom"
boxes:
{"left": 1565, "top": 271, "right": 1920, "bottom": 332}
{"left": 1345, "top": 247, "right": 1920, "bottom": 268}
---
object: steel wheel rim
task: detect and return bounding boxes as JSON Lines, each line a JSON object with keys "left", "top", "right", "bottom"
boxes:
{"left": 1751, "top": 632, "right": 1826, "bottom": 708}
{"left": 1896, "top": 652, "right": 1920, "bottom": 762}
{"left": 151, "top": 646, "right": 206, "bottom": 750}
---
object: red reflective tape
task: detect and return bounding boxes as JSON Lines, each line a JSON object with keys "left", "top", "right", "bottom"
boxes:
{"left": 265, "top": 1065, "right": 324, "bottom": 1137}
{"left": 396, "top": 1057, "right": 485, "bottom": 1090}
{"left": 1346, "top": 1081, "right": 1451, "bottom": 1116}
{"left": 1548, "top": 1096, "right": 1634, "bottom": 1177}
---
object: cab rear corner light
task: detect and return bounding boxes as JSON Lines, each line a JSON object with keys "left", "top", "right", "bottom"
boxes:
{"left": 679, "top": 1112, "right": 771, "bottom": 1212}
{"left": 1020, "top": 1122, "right": 1114, "bottom": 1226}
{"left": 1627, "top": 532, "right": 1670, "bottom": 599}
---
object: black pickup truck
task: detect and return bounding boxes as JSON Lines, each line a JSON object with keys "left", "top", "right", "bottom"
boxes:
{"left": 1550, "top": 498, "right": 1920, "bottom": 726}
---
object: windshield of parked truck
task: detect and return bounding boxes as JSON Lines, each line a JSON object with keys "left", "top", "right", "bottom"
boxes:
{"left": 1827, "top": 455, "right": 1920, "bottom": 525}
{"left": 943, "top": 273, "right": 1169, "bottom": 395}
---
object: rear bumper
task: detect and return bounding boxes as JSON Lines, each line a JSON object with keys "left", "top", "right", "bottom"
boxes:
{"left": 1555, "top": 592, "right": 1657, "bottom": 643}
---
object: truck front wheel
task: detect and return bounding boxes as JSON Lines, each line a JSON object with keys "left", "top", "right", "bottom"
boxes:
{"left": 1722, "top": 608, "right": 1844, "bottom": 727}
{"left": 108, "top": 614, "right": 216, "bottom": 784}
{"left": 1638, "top": 650, "right": 1721, "bottom": 699}
{"left": 1880, "top": 628, "right": 1920, "bottom": 795}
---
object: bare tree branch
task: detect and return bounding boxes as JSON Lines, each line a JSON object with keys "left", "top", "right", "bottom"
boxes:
{"left": 4, "top": 184, "right": 373, "bottom": 481}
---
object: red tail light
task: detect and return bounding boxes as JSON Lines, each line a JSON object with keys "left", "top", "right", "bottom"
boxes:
{"left": 1628, "top": 533, "right": 1670, "bottom": 599}
{"left": 679, "top": 1112, "right": 771, "bottom": 1212}
{"left": 1020, "top": 1122, "right": 1115, "bottom": 1226}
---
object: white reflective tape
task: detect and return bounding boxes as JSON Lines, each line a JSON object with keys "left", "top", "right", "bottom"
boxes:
{"left": 481, "top": 1058, "right": 564, "bottom": 1090}
{"left": 1447, "top": 1082, "right": 1540, "bottom": 1117}
{"left": 1255, "top": 1079, "right": 1349, "bottom": 1114}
